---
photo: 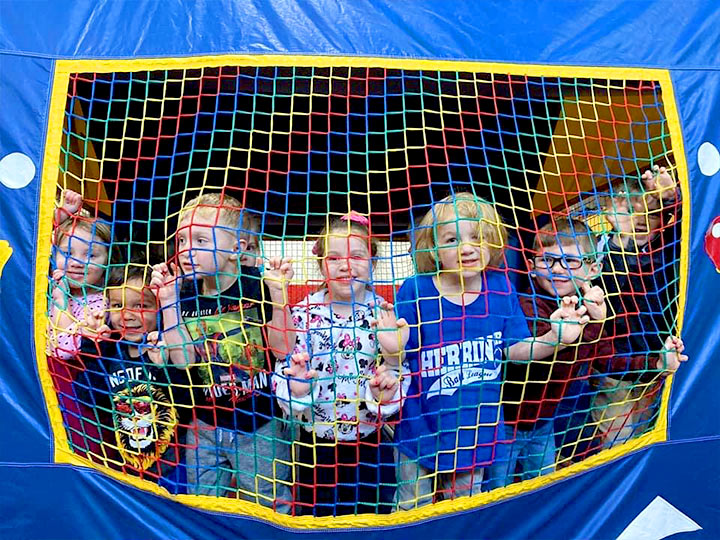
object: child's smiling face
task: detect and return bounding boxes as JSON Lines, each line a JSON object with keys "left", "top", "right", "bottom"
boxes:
{"left": 531, "top": 242, "right": 599, "bottom": 297}
{"left": 322, "top": 233, "right": 371, "bottom": 303}
{"left": 107, "top": 278, "right": 158, "bottom": 342}
{"left": 55, "top": 226, "right": 108, "bottom": 290}
{"left": 609, "top": 194, "right": 664, "bottom": 248}
{"left": 435, "top": 219, "right": 491, "bottom": 280}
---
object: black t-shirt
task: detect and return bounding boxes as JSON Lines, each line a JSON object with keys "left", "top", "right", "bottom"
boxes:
{"left": 74, "top": 335, "right": 192, "bottom": 472}
{"left": 179, "top": 266, "right": 279, "bottom": 433}
{"left": 598, "top": 218, "right": 680, "bottom": 356}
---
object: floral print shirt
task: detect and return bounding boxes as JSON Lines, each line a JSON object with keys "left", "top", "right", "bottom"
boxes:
{"left": 48, "top": 292, "right": 106, "bottom": 360}
{"left": 273, "top": 289, "right": 405, "bottom": 441}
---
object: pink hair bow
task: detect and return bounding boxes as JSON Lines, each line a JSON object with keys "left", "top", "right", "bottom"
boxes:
{"left": 341, "top": 211, "right": 369, "bottom": 226}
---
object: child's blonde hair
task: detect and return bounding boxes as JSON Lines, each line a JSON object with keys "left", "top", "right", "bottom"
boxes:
{"left": 313, "top": 212, "right": 379, "bottom": 273}
{"left": 54, "top": 208, "right": 113, "bottom": 249}
{"left": 178, "top": 193, "right": 243, "bottom": 230}
{"left": 414, "top": 192, "right": 507, "bottom": 273}
{"left": 239, "top": 210, "right": 262, "bottom": 246}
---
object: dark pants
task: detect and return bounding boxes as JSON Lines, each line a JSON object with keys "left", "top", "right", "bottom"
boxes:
{"left": 554, "top": 377, "right": 603, "bottom": 462}
{"left": 296, "top": 429, "right": 395, "bottom": 516}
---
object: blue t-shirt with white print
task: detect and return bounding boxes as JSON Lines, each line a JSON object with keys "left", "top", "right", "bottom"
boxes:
{"left": 394, "top": 271, "right": 531, "bottom": 472}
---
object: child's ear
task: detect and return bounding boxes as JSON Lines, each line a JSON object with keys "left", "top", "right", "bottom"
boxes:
{"left": 527, "top": 258, "right": 535, "bottom": 272}
{"left": 588, "top": 260, "right": 602, "bottom": 280}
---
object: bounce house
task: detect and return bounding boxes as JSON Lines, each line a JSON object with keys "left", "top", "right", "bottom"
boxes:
{"left": 0, "top": 2, "right": 718, "bottom": 538}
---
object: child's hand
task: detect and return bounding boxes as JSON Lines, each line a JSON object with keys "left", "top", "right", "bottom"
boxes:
{"left": 144, "top": 331, "right": 166, "bottom": 366}
{"left": 642, "top": 166, "right": 677, "bottom": 201}
{"left": 264, "top": 257, "right": 294, "bottom": 299}
{"left": 151, "top": 262, "right": 182, "bottom": 306}
{"left": 656, "top": 336, "right": 689, "bottom": 372}
{"left": 51, "top": 269, "right": 71, "bottom": 306}
{"left": 580, "top": 281, "right": 607, "bottom": 321}
{"left": 79, "top": 309, "right": 111, "bottom": 339}
{"left": 549, "top": 296, "right": 589, "bottom": 345}
{"left": 282, "top": 352, "right": 318, "bottom": 398}
{"left": 369, "top": 364, "right": 399, "bottom": 404}
{"left": 56, "top": 190, "right": 82, "bottom": 224}
{"left": 370, "top": 301, "right": 409, "bottom": 361}
{"left": 605, "top": 195, "right": 633, "bottom": 235}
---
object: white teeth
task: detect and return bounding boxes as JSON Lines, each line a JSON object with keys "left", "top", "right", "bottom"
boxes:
{"left": 127, "top": 426, "right": 153, "bottom": 450}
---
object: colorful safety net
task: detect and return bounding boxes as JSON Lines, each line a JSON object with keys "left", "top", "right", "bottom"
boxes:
{"left": 45, "top": 65, "right": 682, "bottom": 516}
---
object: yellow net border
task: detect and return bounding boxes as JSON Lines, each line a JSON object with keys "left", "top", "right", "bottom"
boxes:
{"left": 34, "top": 54, "right": 690, "bottom": 527}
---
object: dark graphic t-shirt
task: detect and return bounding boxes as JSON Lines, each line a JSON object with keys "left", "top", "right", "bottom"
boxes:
{"left": 74, "top": 335, "right": 192, "bottom": 472}
{"left": 179, "top": 266, "right": 278, "bottom": 433}
{"left": 597, "top": 216, "right": 681, "bottom": 357}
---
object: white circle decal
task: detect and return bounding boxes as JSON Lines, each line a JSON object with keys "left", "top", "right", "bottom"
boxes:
{"left": 0, "top": 152, "right": 36, "bottom": 189}
{"left": 713, "top": 223, "right": 720, "bottom": 239}
{"left": 698, "top": 142, "right": 720, "bottom": 176}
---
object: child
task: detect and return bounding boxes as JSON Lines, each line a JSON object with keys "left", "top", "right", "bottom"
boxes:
{"left": 47, "top": 189, "right": 113, "bottom": 461}
{"left": 273, "top": 211, "right": 409, "bottom": 517}
{"left": 493, "top": 218, "right": 613, "bottom": 484}
{"left": 74, "top": 263, "right": 192, "bottom": 490}
{"left": 173, "top": 193, "right": 295, "bottom": 512}
{"left": 393, "top": 192, "right": 591, "bottom": 509}
{"left": 590, "top": 166, "right": 688, "bottom": 446}
{"left": 49, "top": 190, "right": 112, "bottom": 358}
{"left": 239, "top": 209, "right": 262, "bottom": 268}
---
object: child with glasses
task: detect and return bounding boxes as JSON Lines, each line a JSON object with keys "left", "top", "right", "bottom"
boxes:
{"left": 491, "top": 216, "right": 687, "bottom": 485}
{"left": 488, "top": 218, "right": 612, "bottom": 485}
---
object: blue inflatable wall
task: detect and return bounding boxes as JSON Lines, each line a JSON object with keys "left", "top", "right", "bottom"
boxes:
{"left": 0, "top": 2, "right": 718, "bottom": 538}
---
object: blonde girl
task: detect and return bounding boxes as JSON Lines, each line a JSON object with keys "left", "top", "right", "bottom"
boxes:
{"left": 393, "top": 192, "right": 589, "bottom": 509}
{"left": 49, "top": 190, "right": 113, "bottom": 359}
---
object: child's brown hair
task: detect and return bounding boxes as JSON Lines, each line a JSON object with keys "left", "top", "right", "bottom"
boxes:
{"left": 532, "top": 217, "right": 597, "bottom": 257}
{"left": 602, "top": 170, "right": 677, "bottom": 228}
{"left": 107, "top": 256, "right": 153, "bottom": 289}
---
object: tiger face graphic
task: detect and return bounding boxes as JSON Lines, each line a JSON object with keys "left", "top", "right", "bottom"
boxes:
{"left": 112, "top": 384, "right": 178, "bottom": 470}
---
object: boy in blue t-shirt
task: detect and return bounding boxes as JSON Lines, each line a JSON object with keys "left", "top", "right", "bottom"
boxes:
{"left": 385, "top": 193, "right": 592, "bottom": 510}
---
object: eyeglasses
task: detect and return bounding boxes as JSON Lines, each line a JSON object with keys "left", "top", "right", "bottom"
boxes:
{"left": 533, "top": 254, "right": 592, "bottom": 270}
